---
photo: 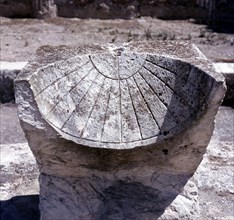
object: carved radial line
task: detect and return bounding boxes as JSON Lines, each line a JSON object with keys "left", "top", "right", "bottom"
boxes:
{"left": 146, "top": 58, "right": 206, "bottom": 96}
{"left": 89, "top": 55, "right": 116, "bottom": 80}
{"left": 118, "top": 53, "right": 147, "bottom": 80}
{"left": 145, "top": 59, "right": 209, "bottom": 110}
{"left": 143, "top": 65, "right": 195, "bottom": 110}
{"left": 32, "top": 52, "right": 214, "bottom": 147}
{"left": 100, "top": 80, "right": 113, "bottom": 142}
{"left": 35, "top": 60, "right": 90, "bottom": 98}
{"left": 69, "top": 68, "right": 95, "bottom": 94}
{"left": 138, "top": 71, "right": 179, "bottom": 123}
{"left": 80, "top": 77, "right": 107, "bottom": 138}
{"left": 61, "top": 71, "right": 99, "bottom": 130}
{"left": 146, "top": 58, "right": 178, "bottom": 75}
{"left": 89, "top": 54, "right": 148, "bottom": 80}
{"left": 45, "top": 67, "right": 94, "bottom": 117}
{"left": 132, "top": 75, "right": 161, "bottom": 130}
{"left": 125, "top": 79, "right": 143, "bottom": 140}
{"left": 117, "top": 56, "right": 122, "bottom": 142}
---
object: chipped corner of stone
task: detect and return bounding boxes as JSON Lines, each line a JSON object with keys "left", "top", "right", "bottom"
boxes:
{"left": 207, "top": 74, "right": 227, "bottom": 109}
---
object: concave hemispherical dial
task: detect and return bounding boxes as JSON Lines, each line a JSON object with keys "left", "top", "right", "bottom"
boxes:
{"left": 30, "top": 52, "right": 213, "bottom": 149}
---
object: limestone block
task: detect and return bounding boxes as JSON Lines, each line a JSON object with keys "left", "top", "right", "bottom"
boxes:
{"left": 15, "top": 42, "right": 226, "bottom": 219}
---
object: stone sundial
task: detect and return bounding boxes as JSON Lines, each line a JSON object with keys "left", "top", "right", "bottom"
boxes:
{"left": 15, "top": 42, "right": 226, "bottom": 220}
{"left": 29, "top": 50, "right": 212, "bottom": 149}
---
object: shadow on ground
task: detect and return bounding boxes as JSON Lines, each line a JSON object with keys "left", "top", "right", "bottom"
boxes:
{"left": 0, "top": 195, "right": 40, "bottom": 220}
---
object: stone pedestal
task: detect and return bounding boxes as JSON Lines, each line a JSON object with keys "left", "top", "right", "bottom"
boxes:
{"left": 15, "top": 42, "right": 226, "bottom": 219}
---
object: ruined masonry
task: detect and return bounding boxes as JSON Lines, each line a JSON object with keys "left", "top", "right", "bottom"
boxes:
{"left": 15, "top": 42, "right": 226, "bottom": 220}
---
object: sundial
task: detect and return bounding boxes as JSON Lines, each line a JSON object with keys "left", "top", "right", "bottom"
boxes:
{"left": 29, "top": 50, "right": 213, "bottom": 149}
{"left": 15, "top": 43, "right": 225, "bottom": 220}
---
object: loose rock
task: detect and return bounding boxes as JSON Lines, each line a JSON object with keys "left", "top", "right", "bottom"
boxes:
{"left": 15, "top": 42, "right": 226, "bottom": 219}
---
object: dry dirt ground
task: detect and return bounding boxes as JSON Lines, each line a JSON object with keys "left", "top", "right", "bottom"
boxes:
{"left": 1, "top": 16, "right": 234, "bottom": 62}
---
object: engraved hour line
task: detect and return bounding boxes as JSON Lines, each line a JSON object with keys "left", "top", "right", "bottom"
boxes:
{"left": 35, "top": 60, "right": 90, "bottom": 98}
{"left": 100, "top": 80, "right": 113, "bottom": 142}
{"left": 132, "top": 75, "right": 161, "bottom": 130}
{"left": 80, "top": 77, "right": 107, "bottom": 138}
{"left": 48, "top": 119, "right": 164, "bottom": 144}
{"left": 45, "top": 67, "right": 95, "bottom": 117}
{"left": 61, "top": 71, "right": 99, "bottom": 130}
{"left": 89, "top": 55, "right": 117, "bottom": 80}
{"left": 138, "top": 71, "right": 180, "bottom": 124}
{"left": 118, "top": 54, "right": 147, "bottom": 79}
{"left": 89, "top": 54, "right": 147, "bottom": 80}
{"left": 117, "top": 56, "right": 122, "bottom": 142}
{"left": 126, "top": 79, "right": 143, "bottom": 140}
{"left": 142, "top": 65, "right": 196, "bottom": 110}
{"left": 145, "top": 58, "right": 206, "bottom": 96}
{"left": 48, "top": 118, "right": 161, "bottom": 143}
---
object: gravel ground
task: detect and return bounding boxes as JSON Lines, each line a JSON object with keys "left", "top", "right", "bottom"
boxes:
{"left": 1, "top": 17, "right": 234, "bottom": 62}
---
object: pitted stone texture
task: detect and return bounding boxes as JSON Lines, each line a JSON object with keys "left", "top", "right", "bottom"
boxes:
{"left": 17, "top": 43, "right": 219, "bottom": 149}
{"left": 15, "top": 42, "right": 226, "bottom": 220}
{"left": 39, "top": 172, "right": 198, "bottom": 220}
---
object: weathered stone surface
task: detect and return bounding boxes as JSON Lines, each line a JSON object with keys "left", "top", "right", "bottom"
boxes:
{"left": 1, "top": 106, "right": 232, "bottom": 220}
{"left": 15, "top": 42, "right": 225, "bottom": 149}
{"left": 0, "top": 143, "right": 39, "bottom": 201}
{"left": 15, "top": 42, "right": 226, "bottom": 219}
{"left": 26, "top": 49, "right": 215, "bottom": 149}
{"left": 194, "top": 106, "right": 234, "bottom": 220}
{"left": 38, "top": 173, "right": 199, "bottom": 220}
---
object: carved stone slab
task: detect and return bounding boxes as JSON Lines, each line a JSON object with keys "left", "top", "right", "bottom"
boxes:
{"left": 14, "top": 42, "right": 226, "bottom": 220}
{"left": 18, "top": 46, "right": 216, "bottom": 149}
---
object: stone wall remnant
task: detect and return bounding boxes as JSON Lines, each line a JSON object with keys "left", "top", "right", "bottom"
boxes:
{"left": 1, "top": 0, "right": 233, "bottom": 20}
{"left": 32, "top": 0, "right": 57, "bottom": 18}
{"left": 15, "top": 42, "right": 226, "bottom": 219}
